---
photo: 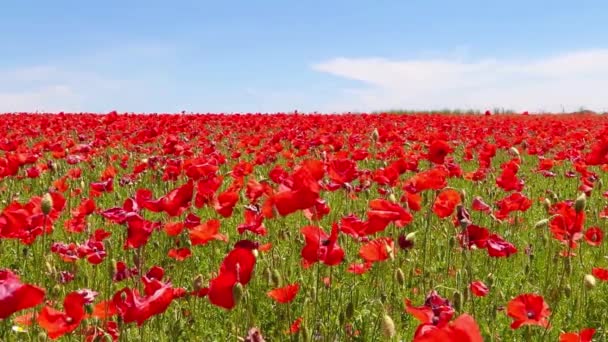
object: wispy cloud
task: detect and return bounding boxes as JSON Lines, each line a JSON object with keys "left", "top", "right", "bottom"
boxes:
{"left": 313, "top": 49, "right": 608, "bottom": 112}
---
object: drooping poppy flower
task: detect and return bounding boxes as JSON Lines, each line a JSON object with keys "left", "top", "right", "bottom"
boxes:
{"left": 584, "top": 227, "right": 603, "bottom": 246}
{"left": 359, "top": 237, "right": 394, "bottom": 262}
{"left": 413, "top": 314, "right": 483, "bottom": 342}
{"left": 208, "top": 246, "right": 257, "bottom": 310}
{"left": 0, "top": 269, "right": 45, "bottom": 319}
{"left": 471, "top": 197, "right": 491, "bottom": 213}
{"left": 469, "top": 281, "right": 489, "bottom": 297}
{"left": 506, "top": 293, "right": 551, "bottom": 329}
{"left": 486, "top": 234, "right": 517, "bottom": 257}
{"left": 458, "top": 225, "right": 489, "bottom": 249}
{"left": 300, "top": 225, "right": 344, "bottom": 267}
{"left": 432, "top": 189, "right": 461, "bottom": 218}
{"left": 267, "top": 283, "right": 300, "bottom": 304}
{"left": 37, "top": 291, "right": 87, "bottom": 339}
{"left": 559, "top": 328, "right": 596, "bottom": 342}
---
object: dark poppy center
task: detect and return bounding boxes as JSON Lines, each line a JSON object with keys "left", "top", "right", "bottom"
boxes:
{"left": 321, "top": 239, "right": 331, "bottom": 246}
{"left": 526, "top": 311, "right": 535, "bottom": 319}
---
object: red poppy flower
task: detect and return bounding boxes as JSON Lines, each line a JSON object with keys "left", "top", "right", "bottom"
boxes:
{"left": 471, "top": 197, "right": 491, "bottom": 213}
{"left": 458, "top": 225, "right": 489, "bottom": 249}
{"left": 469, "top": 281, "right": 489, "bottom": 297}
{"left": 112, "top": 283, "right": 177, "bottom": 326}
{"left": 300, "top": 225, "right": 344, "bottom": 267}
{"left": 432, "top": 189, "right": 461, "bottom": 218}
{"left": 0, "top": 269, "right": 45, "bottom": 319}
{"left": 347, "top": 262, "right": 373, "bottom": 275}
{"left": 592, "top": 267, "right": 608, "bottom": 281}
{"left": 427, "top": 140, "right": 453, "bottom": 165}
{"left": 405, "top": 291, "right": 454, "bottom": 328}
{"left": 237, "top": 207, "right": 267, "bottom": 236}
{"left": 413, "top": 314, "right": 483, "bottom": 342}
{"left": 486, "top": 234, "right": 517, "bottom": 258}
{"left": 267, "top": 283, "right": 300, "bottom": 303}
{"left": 366, "top": 199, "right": 413, "bottom": 234}
{"left": 559, "top": 328, "right": 596, "bottom": 342}
{"left": 549, "top": 202, "right": 585, "bottom": 248}
{"left": 214, "top": 190, "right": 239, "bottom": 217}
{"left": 37, "top": 292, "right": 87, "bottom": 339}
{"left": 189, "top": 219, "right": 228, "bottom": 246}
{"left": 168, "top": 247, "right": 192, "bottom": 261}
{"left": 287, "top": 317, "right": 303, "bottom": 334}
{"left": 404, "top": 167, "right": 448, "bottom": 193}
{"left": 506, "top": 293, "right": 551, "bottom": 329}
{"left": 359, "top": 237, "right": 394, "bottom": 262}
{"left": 584, "top": 227, "right": 603, "bottom": 246}
{"left": 208, "top": 247, "right": 257, "bottom": 309}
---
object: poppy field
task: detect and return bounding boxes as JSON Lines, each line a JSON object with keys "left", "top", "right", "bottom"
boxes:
{"left": 2, "top": 112, "right": 608, "bottom": 341}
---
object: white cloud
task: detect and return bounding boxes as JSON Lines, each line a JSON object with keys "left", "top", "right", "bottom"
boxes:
{"left": 313, "top": 49, "right": 608, "bottom": 113}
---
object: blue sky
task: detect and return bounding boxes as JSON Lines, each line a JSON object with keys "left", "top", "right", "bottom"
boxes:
{"left": 1, "top": 0, "right": 607, "bottom": 113}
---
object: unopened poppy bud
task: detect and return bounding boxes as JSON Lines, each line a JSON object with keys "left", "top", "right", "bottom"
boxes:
{"left": 263, "top": 267, "right": 272, "bottom": 285}
{"left": 302, "top": 327, "right": 311, "bottom": 342}
{"left": 271, "top": 269, "right": 282, "bottom": 288}
{"left": 462, "top": 287, "right": 469, "bottom": 302}
{"left": 486, "top": 273, "right": 494, "bottom": 288}
{"left": 575, "top": 193, "right": 586, "bottom": 213}
{"left": 405, "top": 231, "right": 417, "bottom": 242}
{"left": 388, "top": 193, "right": 397, "bottom": 203}
{"left": 37, "top": 332, "right": 48, "bottom": 341}
{"left": 543, "top": 198, "right": 551, "bottom": 213}
{"left": 395, "top": 268, "right": 405, "bottom": 286}
{"left": 233, "top": 282, "right": 244, "bottom": 306}
{"left": 345, "top": 301, "right": 355, "bottom": 319}
{"left": 452, "top": 290, "right": 463, "bottom": 312}
{"left": 509, "top": 147, "right": 520, "bottom": 157}
{"left": 380, "top": 314, "right": 396, "bottom": 338}
{"left": 534, "top": 219, "right": 549, "bottom": 228}
{"left": 564, "top": 284, "right": 571, "bottom": 297}
{"left": 565, "top": 258, "right": 572, "bottom": 275}
{"left": 41, "top": 193, "right": 53, "bottom": 215}
{"left": 371, "top": 128, "right": 379, "bottom": 142}
{"left": 598, "top": 179, "right": 604, "bottom": 189}
{"left": 192, "top": 274, "right": 204, "bottom": 291}
{"left": 584, "top": 274, "right": 596, "bottom": 289}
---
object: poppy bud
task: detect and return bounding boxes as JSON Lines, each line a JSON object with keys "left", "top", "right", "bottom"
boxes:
{"left": 509, "top": 147, "right": 520, "bottom": 157}
{"left": 271, "top": 269, "right": 282, "bottom": 288}
{"left": 395, "top": 268, "right": 405, "bottom": 286}
{"left": 380, "top": 314, "right": 396, "bottom": 338}
{"left": 462, "top": 287, "right": 469, "bottom": 302}
{"left": 534, "top": 219, "right": 549, "bottom": 228}
{"left": 388, "top": 193, "right": 397, "bottom": 203}
{"left": 486, "top": 273, "right": 494, "bottom": 288}
{"left": 345, "top": 301, "right": 355, "bottom": 319}
{"left": 41, "top": 193, "right": 53, "bottom": 215}
{"left": 575, "top": 193, "right": 586, "bottom": 213}
{"left": 371, "top": 128, "right": 379, "bottom": 142}
{"left": 233, "top": 282, "right": 244, "bottom": 306}
{"left": 452, "top": 290, "right": 463, "bottom": 312}
{"left": 302, "top": 327, "right": 311, "bottom": 342}
{"left": 192, "top": 274, "right": 204, "bottom": 291}
{"left": 37, "top": 332, "right": 48, "bottom": 341}
{"left": 565, "top": 258, "right": 572, "bottom": 275}
{"left": 584, "top": 274, "right": 596, "bottom": 289}
{"left": 564, "top": 284, "right": 571, "bottom": 297}
{"left": 263, "top": 267, "right": 272, "bottom": 285}
{"left": 543, "top": 198, "right": 551, "bottom": 214}
{"left": 598, "top": 179, "right": 604, "bottom": 190}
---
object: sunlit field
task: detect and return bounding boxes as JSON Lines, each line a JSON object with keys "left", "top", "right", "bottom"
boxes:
{"left": 1, "top": 112, "right": 608, "bottom": 341}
